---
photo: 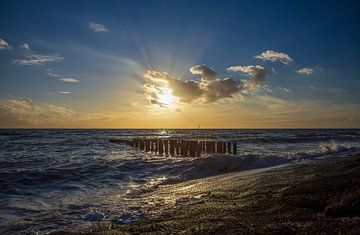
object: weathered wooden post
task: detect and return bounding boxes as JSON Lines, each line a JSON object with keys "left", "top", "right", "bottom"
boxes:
{"left": 139, "top": 139, "right": 144, "bottom": 150}
{"left": 196, "top": 141, "right": 201, "bottom": 157}
{"left": 208, "top": 141, "right": 213, "bottom": 153}
{"left": 175, "top": 140, "right": 180, "bottom": 156}
{"left": 144, "top": 139, "right": 149, "bottom": 152}
{"left": 179, "top": 140, "right": 184, "bottom": 156}
{"left": 182, "top": 140, "right": 187, "bottom": 157}
{"left": 216, "top": 142, "right": 221, "bottom": 154}
{"left": 159, "top": 140, "right": 163, "bottom": 155}
{"left": 154, "top": 139, "right": 158, "bottom": 153}
{"left": 232, "top": 142, "right": 237, "bottom": 155}
{"left": 134, "top": 139, "right": 138, "bottom": 148}
{"left": 169, "top": 140, "right": 175, "bottom": 156}
{"left": 189, "top": 140, "right": 196, "bottom": 157}
{"left": 227, "top": 142, "right": 231, "bottom": 154}
{"left": 185, "top": 140, "right": 189, "bottom": 157}
{"left": 164, "top": 140, "right": 169, "bottom": 155}
{"left": 149, "top": 140, "right": 153, "bottom": 152}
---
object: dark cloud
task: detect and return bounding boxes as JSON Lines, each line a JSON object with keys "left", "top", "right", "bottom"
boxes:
{"left": 144, "top": 64, "right": 268, "bottom": 106}
{"left": 189, "top": 65, "right": 218, "bottom": 81}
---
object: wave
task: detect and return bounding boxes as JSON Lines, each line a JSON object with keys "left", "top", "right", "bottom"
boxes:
{"left": 155, "top": 140, "right": 359, "bottom": 186}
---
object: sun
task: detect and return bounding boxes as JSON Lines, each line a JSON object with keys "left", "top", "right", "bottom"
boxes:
{"left": 157, "top": 88, "right": 177, "bottom": 107}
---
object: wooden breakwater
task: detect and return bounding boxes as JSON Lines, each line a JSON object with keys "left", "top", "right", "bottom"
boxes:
{"left": 109, "top": 138, "right": 237, "bottom": 157}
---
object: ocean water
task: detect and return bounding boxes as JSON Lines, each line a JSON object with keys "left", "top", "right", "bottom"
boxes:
{"left": 1, "top": 129, "right": 360, "bottom": 234}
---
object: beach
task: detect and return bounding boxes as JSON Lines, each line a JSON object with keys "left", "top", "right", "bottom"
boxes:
{"left": 54, "top": 155, "right": 360, "bottom": 234}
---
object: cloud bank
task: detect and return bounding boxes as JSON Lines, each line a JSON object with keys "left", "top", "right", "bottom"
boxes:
{"left": 255, "top": 50, "right": 293, "bottom": 65}
{"left": 88, "top": 22, "right": 109, "bottom": 32}
{"left": 0, "top": 98, "right": 75, "bottom": 126}
{"left": 144, "top": 64, "right": 267, "bottom": 106}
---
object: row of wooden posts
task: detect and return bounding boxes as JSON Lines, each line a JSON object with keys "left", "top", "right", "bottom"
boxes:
{"left": 109, "top": 138, "right": 237, "bottom": 157}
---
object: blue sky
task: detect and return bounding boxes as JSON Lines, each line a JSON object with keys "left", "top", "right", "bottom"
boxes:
{"left": 0, "top": 0, "right": 360, "bottom": 127}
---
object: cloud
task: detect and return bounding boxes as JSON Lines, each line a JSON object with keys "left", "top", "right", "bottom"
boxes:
{"left": 58, "top": 91, "right": 71, "bottom": 94}
{"left": 189, "top": 65, "right": 217, "bottom": 81}
{"left": 296, "top": 67, "right": 315, "bottom": 75}
{"left": 0, "top": 98, "right": 139, "bottom": 127}
{"left": 309, "top": 86, "right": 346, "bottom": 95}
{"left": 144, "top": 64, "right": 268, "bottom": 106}
{"left": 145, "top": 70, "right": 202, "bottom": 103}
{"left": 19, "top": 43, "right": 30, "bottom": 49}
{"left": 47, "top": 70, "right": 61, "bottom": 77}
{"left": 13, "top": 53, "right": 63, "bottom": 65}
{"left": 0, "top": 98, "right": 75, "bottom": 126}
{"left": 262, "top": 84, "right": 273, "bottom": 93}
{"left": 59, "top": 77, "right": 79, "bottom": 83}
{"left": 88, "top": 22, "right": 109, "bottom": 32}
{"left": 276, "top": 87, "right": 290, "bottom": 93}
{"left": 227, "top": 65, "right": 266, "bottom": 83}
{"left": 0, "top": 38, "right": 12, "bottom": 50}
{"left": 255, "top": 50, "right": 293, "bottom": 65}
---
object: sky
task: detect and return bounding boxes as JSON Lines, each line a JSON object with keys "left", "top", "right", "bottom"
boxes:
{"left": 0, "top": 0, "right": 360, "bottom": 128}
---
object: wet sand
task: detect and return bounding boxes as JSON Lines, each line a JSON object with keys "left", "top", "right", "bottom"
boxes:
{"left": 55, "top": 155, "right": 360, "bottom": 234}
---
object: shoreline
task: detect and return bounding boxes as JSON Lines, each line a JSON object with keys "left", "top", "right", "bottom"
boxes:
{"left": 54, "top": 155, "right": 360, "bottom": 234}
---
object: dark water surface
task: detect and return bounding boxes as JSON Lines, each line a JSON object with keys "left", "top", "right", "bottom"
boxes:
{"left": 1, "top": 129, "right": 360, "bottom": 234}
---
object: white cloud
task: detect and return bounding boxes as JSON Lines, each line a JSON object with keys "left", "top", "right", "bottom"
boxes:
{"left": 262, "top": 84, "right": 273, "bottom": 93}
{"left": 58, "top": 91, "right": 71, "bottom": 94}
{"left": 0, "top": 38, "right": 12, "bottom": 50}
{"left": 296, "top": 67, "right": 315, "bottom": 75}
{"left": 13, "top": 54, "right": 63, "bottom": 65}
{"left": 227, "top": 65, "right": 266, "bottom": 83}
{"left": 255, "top": 50, "right": 293, "bottom": 65}
{"left": 88, "top": 22, "right": 109, "bottom": 32}
{"left": 59, "top": 77, "right": 79, "bottom": 83}
{"left": 47, "top": 71, "right": 61, "bottom": 77}
{"left": 276, "top": 86, "right": 290, "bottom": 93}
{"left": 19, "top": 43, "right": 30, "bottom": 49}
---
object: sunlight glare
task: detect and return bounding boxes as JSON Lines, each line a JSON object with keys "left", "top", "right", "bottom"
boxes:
{"left": 158, "top": 88, "right": 177, "bottom": 107}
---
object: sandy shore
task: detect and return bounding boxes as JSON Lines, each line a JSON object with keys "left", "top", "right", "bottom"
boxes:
{"left": 55, "top": 155, "right": 360, "bottom": 234}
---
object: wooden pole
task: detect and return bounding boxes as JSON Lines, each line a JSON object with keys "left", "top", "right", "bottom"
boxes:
{"left": 140, "top": 139, "right": 144, "bottom": 150}
{"left": 169, "top": 140, "right": 175, "bottom": 155}
{"left": 134, "top": 139, "right": 138, "bottom": 148}
{"left": 175, "top": 140, "right": 180, "bottom": 156}
{"left": 155, "top": 139, "right": 158, "bottom": 153}
{"left": 196, "top": 141, "right": 201, "bottom": 157}
{"left": 164, "top": 140, "right": 169, "bottom": 155}
{"left": 159, "top": 140, "right": 163, "bottom": 155}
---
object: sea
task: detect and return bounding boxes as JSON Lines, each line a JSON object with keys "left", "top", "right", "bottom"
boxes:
{"left": 1, "top": 129, "right": 360, "bottom": 234}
